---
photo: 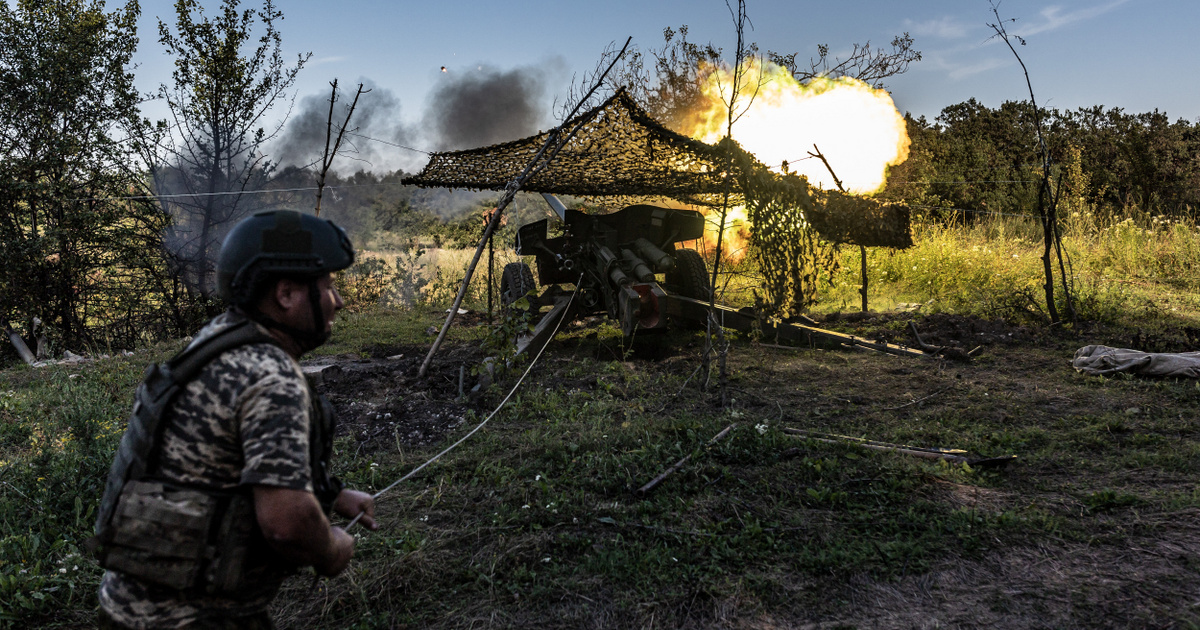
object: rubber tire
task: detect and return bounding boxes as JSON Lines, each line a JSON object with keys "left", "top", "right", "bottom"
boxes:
{"left": 500, "top": 262, "right": 537, "bottom": 309}
{"left": 667, "top": 248, "right": 711, "bottom": 300}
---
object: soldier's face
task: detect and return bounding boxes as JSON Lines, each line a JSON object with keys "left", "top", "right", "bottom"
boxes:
{"left": 270, "top": 274, "right": 344, "bottom": 335}
{"left": 312, "top": 273, "right": 344, "bottom": 333}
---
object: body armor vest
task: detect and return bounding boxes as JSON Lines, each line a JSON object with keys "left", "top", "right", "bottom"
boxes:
{"left": 90, "top": 319, "right": 342, "bottom": 593}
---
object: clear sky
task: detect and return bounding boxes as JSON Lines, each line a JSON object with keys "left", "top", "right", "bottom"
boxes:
{"left": 130, "top": 0, "right": 1200, "bottom": 169}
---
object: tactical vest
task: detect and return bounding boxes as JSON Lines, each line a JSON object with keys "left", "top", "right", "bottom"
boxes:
{"left": 90, "top": 319, "right": 342, "bottom": 593}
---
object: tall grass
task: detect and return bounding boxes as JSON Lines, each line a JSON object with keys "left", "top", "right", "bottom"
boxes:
{"left": 337, "top": 247, "right": 530, "bottom": 313}
{"left": 339, "top": 204, "right": 1200, "bottom": 330}
{"left": 814, "top": 204, "right": 1200, "bottom": 326}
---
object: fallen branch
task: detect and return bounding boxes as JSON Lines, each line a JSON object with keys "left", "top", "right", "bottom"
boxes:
{"left": 784, "top": 427, "right": 964, "bottom": 454}
{"left": 782, "top": 427, "right": 1016, "bottom": 468}
{"left": 637, "top": 423, "right": 737, "bottom": 495}
{"left": 908, "top": 322, "right": 971, "bottom": 362}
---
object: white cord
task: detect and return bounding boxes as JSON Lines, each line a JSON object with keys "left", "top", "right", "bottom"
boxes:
{"left": 344, "top": 278, "right": 581, "bottom": 529}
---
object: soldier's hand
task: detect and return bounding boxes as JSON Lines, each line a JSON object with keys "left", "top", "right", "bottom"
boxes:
{"left": 315, "top": 526, "right": 354, "bottom": 577}
{"left": 333, "top": 489, "right": 378, "bottom": 530}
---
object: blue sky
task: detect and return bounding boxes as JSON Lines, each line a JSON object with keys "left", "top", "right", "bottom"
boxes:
{"left": 130, "top": 0, "right": 1199, "bottom": 169}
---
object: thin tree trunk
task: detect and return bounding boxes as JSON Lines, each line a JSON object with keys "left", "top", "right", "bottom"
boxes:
{"left": 1038, "top": 179, "right": 1059, "bottom": 322}
{"left": 198, "top": 118, "right": 223, "bottom": 298}
{"left": 860, "top": 245, "right": 868, "bottom": 312}
{"left": 315, "top": 81, "right": 366, "bottom": 217}
{"left": 989, "top": 2, "right": 1066, "bottom": 324}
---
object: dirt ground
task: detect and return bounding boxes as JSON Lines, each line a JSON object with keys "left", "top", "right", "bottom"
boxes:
{"left": 300, "top": 310, "right": 1200, "bottom": 628}
{"left": 304, "top": 311, "right": 1059, "bottom": 456}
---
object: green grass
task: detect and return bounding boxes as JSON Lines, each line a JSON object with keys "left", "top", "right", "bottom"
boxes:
{"left": 814, "top": 206, "right": 1200, "bottom": 330}
{"left": 6, "top": 208, "right": 1200, "bottom": 627}
{"left": 275, "top": 316, "right": 1198, "bottom": 627}
{"left": 0, "top": 356, "right": 152, "bottom": 623}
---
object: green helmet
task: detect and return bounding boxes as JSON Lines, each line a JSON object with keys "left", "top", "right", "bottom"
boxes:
{"left": 217, "top": 210, "right": 355, "bottom": 306}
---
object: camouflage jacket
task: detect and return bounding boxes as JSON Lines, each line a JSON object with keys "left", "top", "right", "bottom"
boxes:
{"left": 98, "top": 311, "right": 317, "bottom": 628}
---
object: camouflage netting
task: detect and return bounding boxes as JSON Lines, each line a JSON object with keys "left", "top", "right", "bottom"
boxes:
{"left": 404, "top": 88, "right": 911, "bottom": 315}
{"left": 403, "top": 89, "right": 731, "bottom": 203}
{"left": 810, "top": 190, "right": 913, "bottom": 250}
{"left": 404, "top": 89, "right": 910, "bottom": 247}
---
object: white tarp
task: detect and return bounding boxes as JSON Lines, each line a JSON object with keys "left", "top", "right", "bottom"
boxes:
{"left": 1072, "top": 345, "right": 1200, "bottom": 377}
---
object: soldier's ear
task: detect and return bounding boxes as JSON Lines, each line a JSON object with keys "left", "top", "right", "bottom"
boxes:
{"left": 272, "top": 277, "right": 309, "bottom": 313}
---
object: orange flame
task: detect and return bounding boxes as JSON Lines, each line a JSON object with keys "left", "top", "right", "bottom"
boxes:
{"left": 686, "top": 59, "right": 909, "bottom": 193}
{"left": 680, "top": 204, "right": 751, "bottom": 264}
{"left": 679, "top": 59, "right": 909, "bottom": 259}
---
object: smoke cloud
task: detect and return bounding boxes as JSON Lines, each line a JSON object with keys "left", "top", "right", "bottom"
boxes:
{"left": 272, "top": 79, "right": 423, "bottom": 174}
{"left": 423, "top": 64, "right": 551, "bottom": 151}
{"left": 269, "top": 61, "right": 561, "bottom": 219}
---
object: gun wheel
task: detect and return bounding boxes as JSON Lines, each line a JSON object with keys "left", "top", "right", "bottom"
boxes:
{"left": 667, "top": 248, "right": 711, "bottom": 301}
{"left": 500, "top": 262, "right": 537, "bottom": 311}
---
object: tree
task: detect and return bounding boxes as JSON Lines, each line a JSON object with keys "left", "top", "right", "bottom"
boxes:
{"left": 0, "top": 0, "right": 181, "bottom": 353}
{"left": 152, "top": 0, "right": 309, "bottom": 299}
{"left": 987, "top": 3, "right": 1072, "bottom": 323}
{"left": 643, "top": 25, "right": 727, "bottom": 133}
{"left": 768, "top": 33, "right": 921, "bottom": 88}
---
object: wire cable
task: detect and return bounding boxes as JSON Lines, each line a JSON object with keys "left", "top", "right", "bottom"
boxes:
{"left": 65, "top": 180, "right": 417, "bottom": 203}
{"left": 62, "top": 169, "right": 1040, "bottom": 204}
{"left": 907, "top": 203, "right": 1034, "bottom": 219}
{"left": 343, "top": 277, "right": 583, "bottom": 530}
{"left": 344, "top": 131, "right": 431, "bottom": 155}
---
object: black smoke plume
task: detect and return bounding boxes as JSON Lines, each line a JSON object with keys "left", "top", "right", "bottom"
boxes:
{"left": 268, "top": 63, "right": 558, "bottom": 221}
{"left": 424, "top": 65, "right": 549, "bottom": 151}
{"left": 273, "top": 79, "right": 421, "bottom": 173}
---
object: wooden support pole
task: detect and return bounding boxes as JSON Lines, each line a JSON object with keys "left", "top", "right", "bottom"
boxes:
{"left": 808, "top": 145, "right": 868, "bottom": 313}
{"left": 417, "top": 37, "right": 632, "bottom": 378}
{"left": 487, "top": 223, "right": 495, "bottom": 325}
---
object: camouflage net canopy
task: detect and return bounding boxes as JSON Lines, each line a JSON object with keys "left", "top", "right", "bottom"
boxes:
{"left": 404, "top": 89, "right": 912, "bottom": 316}
{"left": 404, "top": 89, "right": 910, "bottom": 247}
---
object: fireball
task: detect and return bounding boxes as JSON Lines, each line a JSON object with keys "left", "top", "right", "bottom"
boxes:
{"left": 685, "top": 58, "right": 910, "bottom": 194}
{"left": 677, "top": 58, "right": 909, "bottom": 261}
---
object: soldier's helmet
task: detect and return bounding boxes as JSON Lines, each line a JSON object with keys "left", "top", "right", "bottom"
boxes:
{"left": 217, "top": 210, "right": 355, "bottom": 306}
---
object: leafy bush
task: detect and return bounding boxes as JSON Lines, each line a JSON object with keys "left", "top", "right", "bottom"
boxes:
{"left": 336, "top": 250, "right": 431, "bottom": 310}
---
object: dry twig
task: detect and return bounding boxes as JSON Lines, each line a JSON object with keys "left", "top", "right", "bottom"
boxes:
{"left": 637, "top": 423, "right": 737, "bottom": 495}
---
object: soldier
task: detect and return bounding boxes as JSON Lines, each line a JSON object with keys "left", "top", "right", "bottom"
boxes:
{"left": 91, "top": 210, "right": 378, "bottom": 629}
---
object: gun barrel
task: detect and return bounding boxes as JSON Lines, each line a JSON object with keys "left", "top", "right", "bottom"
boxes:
{"left": 635, "top": 238, "right": 674, "bottom": 272}
{"left": 621, "top": 249, "right": 656, "bottom": 282}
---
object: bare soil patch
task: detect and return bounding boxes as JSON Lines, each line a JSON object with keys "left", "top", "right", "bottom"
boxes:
{"left": 836, "top": 514, "right": 1200, "bottom": 630}
{"left": 305, "top": 342, "right": 485, "bottom": 451}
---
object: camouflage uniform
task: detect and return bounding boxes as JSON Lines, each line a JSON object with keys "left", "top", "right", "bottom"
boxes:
{"left": 98, "top": 311, "right": 315, "bottom": 628}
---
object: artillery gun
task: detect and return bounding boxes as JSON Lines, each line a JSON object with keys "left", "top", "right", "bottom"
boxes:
{"left": 499, "top": 195, "right": 927, "bottom": 360}
{"left": 502, "top": 195, "right": 710, "bottom": 340}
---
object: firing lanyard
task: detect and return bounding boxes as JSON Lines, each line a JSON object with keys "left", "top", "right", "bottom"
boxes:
{"left": 341, "top": 277, "right": 583, "bottom": 529}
